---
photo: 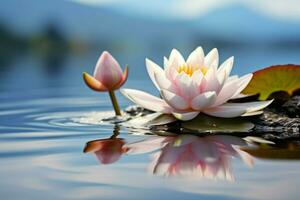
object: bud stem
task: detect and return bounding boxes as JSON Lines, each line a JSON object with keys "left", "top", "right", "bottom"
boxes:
{"left": 109, "top": 90, "right": 121, "bottom": 116}
{"left": 110, "top": 125, "right": 120, "bottom": 139}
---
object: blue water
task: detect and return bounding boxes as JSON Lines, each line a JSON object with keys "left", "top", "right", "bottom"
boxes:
{"left": 0, "top": 49, "right": 300, "bottom": 200}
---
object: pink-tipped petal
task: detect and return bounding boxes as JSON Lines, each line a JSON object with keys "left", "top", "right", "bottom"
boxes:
{"left": 121, "top": 89, "right": 172, "bottom": 113}
{"left": 186, "top": 46, "right": 204, "bottom": 68}
{"left": 165, "top": 65, "right": 178, "bottom": 81}
{"left": 112, "top": 65, "right": 129, "bottom": 90}
{"left": 191, "top": 69, "right": 203, "bottom": 86}
{"left": 168, "top": 49, "right": 185, "bottom": 69}
{"left": 83, "top": 72, "right": 108, "bottom": 91}
{"left": 217, "top": 57, "right": 234, "bottom": 80}
{"left": 203, "top": 66, "right": 221, "bottom": 93}
{"left": 176, "top": 72, "right": 194, "bottom": 99}
{"left": 173, "top": 112, "right": 200, "bottom": 121}
{"left": 161, "top": 89, "right": 189, "bottom": 110}
{"left": 94, "top": 51, "right": 123, "bottom": 90}
{"left": 154, "top": 71, "right": 177, "bottom": 93}
{"left": 216, "top": 74, "right": 250, "bottom": 102}
{"left": 216, "top": 67, "right": 228, "bottom": 90}
{"left": 146, "top": 58, "right": 165, "bottom": 90}
{"left": 204, "top": 48, "right": 219, "bottom": 69}
{"left": 191, "top": 91, "right": 217, "bottom": 110}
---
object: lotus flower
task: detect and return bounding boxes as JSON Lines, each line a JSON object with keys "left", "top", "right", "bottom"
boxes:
{"left": 126, "top": 135, "right": 253, "bottom": 180}
{"left": 121, "top": 47, "right": 272, "bottom": 120}
{"left": 84, "top": 138, "right": 128, "bottom": 164}
{"left": 83, "top": 51, "right": 128, "bottom": 116}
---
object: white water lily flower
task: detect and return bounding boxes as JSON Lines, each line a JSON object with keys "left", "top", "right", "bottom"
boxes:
{"left": 121, "top": 47, "right": 272, "bottom": 121}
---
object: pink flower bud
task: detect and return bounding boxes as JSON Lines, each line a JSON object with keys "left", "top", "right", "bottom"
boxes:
{"left": 83, "top": 51, "right": 128, "bottom": 91}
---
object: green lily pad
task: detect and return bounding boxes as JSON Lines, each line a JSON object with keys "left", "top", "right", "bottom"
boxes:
{"left": 181, "top": 114, "right": 254, "bottom": 134}
{"left": 243, "top": 65, "right": 300, "bottom": 100}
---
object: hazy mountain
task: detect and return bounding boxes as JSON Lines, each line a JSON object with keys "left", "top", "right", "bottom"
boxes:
{"left": 191, "top": 4, "right": 300, "bottom": 42}
{"left": 0, "top": 0, "right": 299, "bottom": 45}
{"left": 0, "top": 0, "right": 193, "bottom": 44}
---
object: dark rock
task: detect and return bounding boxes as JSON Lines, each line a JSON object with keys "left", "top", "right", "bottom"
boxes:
{"left": 282, "top": 96, "right": 300, "bottom": 117}
{"left": 252, "top": 110, "right": 300, "bottom": 139}
{"left": 124, "top": 105, "right": 152, "bottom": 116}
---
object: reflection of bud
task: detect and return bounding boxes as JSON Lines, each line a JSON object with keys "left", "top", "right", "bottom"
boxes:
{"left": 84, "top": 138, "right": 128, "bottom": 164}
{"left": 127, "top": 135, "right": 253, "bottom": 181}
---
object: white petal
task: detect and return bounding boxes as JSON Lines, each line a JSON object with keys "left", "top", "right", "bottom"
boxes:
{"left": 242, "top": 111, "right": 263, "bottom": 116}
{"left": 230, "top": 93, "right": 253, "bottom": 99}
{"left": 154, "top": 70, "right": 177, "bottom": 93}
{"left": 121, "top": 88, "right": 172, "bottom": 113}
{"left": 146, "top": 58, "right": 165, "bottom": 90}
{"left": 191, "top": 69, "right": 203, "bottom": 86}
{"left": 186, "top": 46, "right": 204, "bottom": 67}
{"left": 231, "top": 73, "right": 253, "bottom": 99}
{"left": 212, "top": 75, "right": 249, "bottom": 107}
{"left": 203, "top": 66, "right": 221, "bottom": 93}
{"left": 173, "top": 112, "right": 199, "bottom": 121}
{"left": 175, "top": 72, "right": 192, "bottom": 99}
{"left": 226, "top": 100, "right": 273, "bottom": 113}
{"left": 204, "top": 48, "right": 219, "bottom": 68}
{"left": 165, "top": 65, "right": 178, "bottom": 81}
{"left": 226, "top": 75, "right": 239, "bottom": 83}
{"left": 190, "top": 70, "right": 203, "bottom": 97}
{"left": 191, "top": 91, "right": 217, "bottom": 110}
{"left": 215, "top": 68, "right": 228, "bottom": 92}
{"left": 168, "top": 49, "right": 185, "bottom": 69}
{"left": 161, "top": 89, "right": 189, "bottom": 110}
{"left": 217, "top": 56, "right": 234, "bottom": 81}
{"left": 203, "top": 106, "right": 247, "bottom": 118}
{"left": 163, "top": 56, "right": 169, "bottom": 69}
{"left": 204, "top": 100, "right": 272, "bottom": 118}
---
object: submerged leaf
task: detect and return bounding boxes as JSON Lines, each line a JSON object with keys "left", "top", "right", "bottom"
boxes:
{"left": 243, "top": 65, "right": 300, "bottom": 100}
{"left": 181, "top": 114, "right": 254, "bottom": 134}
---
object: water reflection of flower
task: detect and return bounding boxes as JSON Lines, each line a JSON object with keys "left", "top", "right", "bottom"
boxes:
{"left": 84, "top": 127, "right": 254, "bottom": 181}
{"left": 126, "top": 135, "right": 253, "bottom": 181}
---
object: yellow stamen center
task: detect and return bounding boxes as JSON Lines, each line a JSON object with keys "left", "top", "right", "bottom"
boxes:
{"left": 177, "top": 64, "right": 208, "bottom": 76}
{"left": 200, "top": 66, "right": 208, "bottom": 75}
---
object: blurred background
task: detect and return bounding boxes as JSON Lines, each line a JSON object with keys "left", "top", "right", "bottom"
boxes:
{"left": 0, "top": 0, "right": 300, "bottom": 95}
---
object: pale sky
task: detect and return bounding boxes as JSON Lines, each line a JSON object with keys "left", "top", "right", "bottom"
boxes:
{"left": 70, "top": 0, "right": 300, "bottom": 22}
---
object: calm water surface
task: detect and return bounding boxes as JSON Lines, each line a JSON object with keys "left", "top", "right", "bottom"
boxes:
{"left": 0, "top": 51, "right": 300, "bottom": 200}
